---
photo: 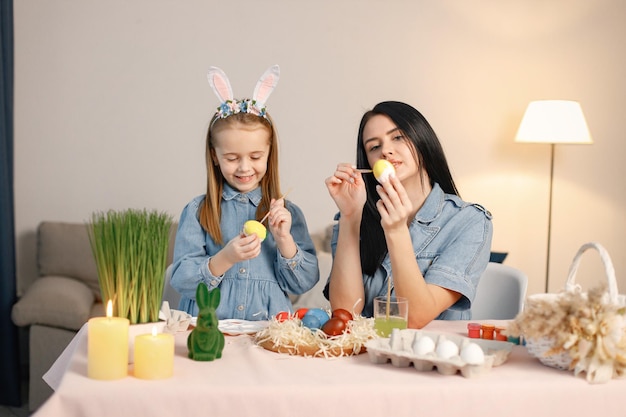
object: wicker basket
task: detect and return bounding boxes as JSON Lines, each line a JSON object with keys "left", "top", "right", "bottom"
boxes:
{"left": 524, "top": 242, "right": 625, "bottom": 370}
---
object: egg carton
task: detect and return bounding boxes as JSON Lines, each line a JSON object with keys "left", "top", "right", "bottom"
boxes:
{"left": 364, "top": 329, "right": 513, "bottom": 378}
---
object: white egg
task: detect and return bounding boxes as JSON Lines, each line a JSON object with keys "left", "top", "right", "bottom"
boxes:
{"left": 435, "top": 339, "right": 459, "bottom": 359}
{"left": 412, "top": 336, "right": 435, "bottom": 355}
{"left": 460, "top": 342, "right": 485, "bottom": 365}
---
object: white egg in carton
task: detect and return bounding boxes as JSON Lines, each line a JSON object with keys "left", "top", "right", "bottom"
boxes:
{"left": 364, "top": 328, "right": 514, "bottom": 378}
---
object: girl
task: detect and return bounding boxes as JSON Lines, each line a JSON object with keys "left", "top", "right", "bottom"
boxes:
{"left": 325, "top": 101, "right": 492, "bottom": 328}
{"left": 171, "top": 65, "right": 319, "bottom": 320}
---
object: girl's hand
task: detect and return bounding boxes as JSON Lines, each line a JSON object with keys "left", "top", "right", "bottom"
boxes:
{"left": 267, "top": 197, "right": 291, "bottom": 239}
{"left": 375, "top": 174, "right": 413, "bottom": 232}
{"left": 221, "top": 233, "right": 262, "bottom": 263}
{"left": 208, "top": 231, "right": 262, "bottom": 276}
{"left": 267, "top": 197, "right": 298, "bottom": 259}
{"left": 325, "top": 163, "right": 367, "bottom": 218}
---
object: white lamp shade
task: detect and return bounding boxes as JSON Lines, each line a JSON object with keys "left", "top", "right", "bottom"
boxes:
{"left": 515, "top": 100, "right": 593, "bottom": 144}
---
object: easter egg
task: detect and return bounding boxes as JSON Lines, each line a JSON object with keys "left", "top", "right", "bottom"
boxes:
{"left": 304, "top": 308, "right": 330, "bottom": 327}
{"left": 294, "top": 308, "right": 309, "bottom": 320}
{"left": 372, "top": 159, "right": 395, "bottom": 183}
{"left": 301, "top": 314, "right": 321, "bottom": 330}
{"left": 331, "top": 308, "right": 353, "bottom": 323}
{"left": 321, "top": 317, "right": 347, "bottom": 336}
{"left": 275, "top": 311, "right": 290, "bottom": 322}
{"left": 243, "top": 220, "right": 267, "bottom": 241}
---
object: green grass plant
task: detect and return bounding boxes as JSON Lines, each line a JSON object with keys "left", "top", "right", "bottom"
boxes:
{"left": 88, "top": 209, "right": 173, "bottom": 324}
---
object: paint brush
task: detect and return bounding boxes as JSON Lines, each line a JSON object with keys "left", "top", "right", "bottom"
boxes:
{"left": 260, "top": 188, "right": 293, "bottom": 224}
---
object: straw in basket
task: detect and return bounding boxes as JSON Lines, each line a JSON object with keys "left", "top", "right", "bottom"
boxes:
{"left": 508, "top": 242, "right": 626, "bottom": 383}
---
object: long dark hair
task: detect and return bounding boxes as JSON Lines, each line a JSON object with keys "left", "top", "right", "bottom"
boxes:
{"left": 357, "top": 101, "right": 459, "bottom": 275}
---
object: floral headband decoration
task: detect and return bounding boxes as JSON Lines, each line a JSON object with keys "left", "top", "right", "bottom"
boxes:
{"left": 207, "top": 65, "right": 280, "bottom": 123}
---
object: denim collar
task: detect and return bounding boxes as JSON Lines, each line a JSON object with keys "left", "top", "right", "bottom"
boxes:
{"left": 414, "top": 182, "right": 444, "bottom": 224}
{"left": 222, "top": 183, "right": 263, "bottom": 207}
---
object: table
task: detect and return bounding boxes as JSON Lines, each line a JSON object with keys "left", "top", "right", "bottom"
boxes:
{"left": 34, "top": 320, "right": 625, "bottom": 417}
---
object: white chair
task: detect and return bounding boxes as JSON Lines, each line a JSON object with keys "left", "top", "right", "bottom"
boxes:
{"left": 471, "top": 262, "right": 528, "bottom": 320}
{"left": 162, "top": 264, "right": 182, "bottom": 309}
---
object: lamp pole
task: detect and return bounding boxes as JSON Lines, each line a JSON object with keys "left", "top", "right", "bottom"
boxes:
{"left": 545, "top": 143, "right": 555, "bottom": 293}
{"left": 515, "top": 100, "right": 593, "bottom": 293}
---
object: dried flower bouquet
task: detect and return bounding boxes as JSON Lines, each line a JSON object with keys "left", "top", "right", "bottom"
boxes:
{"left": 507, "top": 242, "right": 626, "bottom": 384}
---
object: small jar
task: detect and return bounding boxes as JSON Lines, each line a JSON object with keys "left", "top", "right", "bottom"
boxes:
{"left": 507, "top": 335, "right": 521, "bottom": 345}
{"left": 494, "top": 326, "right": 508, "bottom": 341}
{"left": 481, "top": 324, "right": 495, "bottom": 340}
{"left": 467, "top": 322, "right": 481, "bottom": 338}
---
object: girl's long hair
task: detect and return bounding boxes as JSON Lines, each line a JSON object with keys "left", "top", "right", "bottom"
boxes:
{"left": 356, "top": 101, "right": 458, "bottom": 275}
{"left": 199, "top": 112, "right": 281, "bottom": 244}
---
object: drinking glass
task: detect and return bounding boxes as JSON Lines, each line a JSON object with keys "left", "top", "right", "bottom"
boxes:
{"left": 373, "top": 296, "right": 408, "bottom": 337}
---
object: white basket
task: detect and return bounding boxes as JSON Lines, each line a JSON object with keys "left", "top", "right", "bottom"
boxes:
{"left": 524, "top": 242, "right": 624, "bottom": 370}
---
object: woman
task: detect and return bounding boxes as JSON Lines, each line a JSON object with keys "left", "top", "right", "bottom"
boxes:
{"left": 324, "top": 101, "right": 492, "bottom": 328}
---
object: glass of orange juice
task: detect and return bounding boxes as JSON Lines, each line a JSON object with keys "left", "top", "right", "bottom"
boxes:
{"left": 373, "top": 296, "right": 408, "bottom": 337}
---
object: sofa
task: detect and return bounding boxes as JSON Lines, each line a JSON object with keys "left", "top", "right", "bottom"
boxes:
{"left": 11, "top": 221, "right": 333, "bottom": 411}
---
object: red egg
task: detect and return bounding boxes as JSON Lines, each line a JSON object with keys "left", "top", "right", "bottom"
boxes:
{"left": 332, "top": 308, "right": 353, "bottom": 323}
{"left": 322, "top": 317, "right": 347, "bottom": 336}
{"left": 294, "top": 308, "right": 309, "bottom": 320}
{"left": 275, "top": 311, "right": 290, "bottom": 322}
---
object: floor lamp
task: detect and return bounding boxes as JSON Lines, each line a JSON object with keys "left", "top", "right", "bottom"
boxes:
{"left": 514, "top": 100, "right": 593, "bottom": 293}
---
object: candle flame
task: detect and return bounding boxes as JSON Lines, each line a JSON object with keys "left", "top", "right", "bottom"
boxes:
{"left": 152, "top": 325, "right": 158, "bottom": 337}
{"left": 106, "top": 300, "right": 113, "bottom": 318}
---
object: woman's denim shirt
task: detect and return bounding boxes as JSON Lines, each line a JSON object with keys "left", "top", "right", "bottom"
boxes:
{"left": 328, "top": 182, "right": 493, "bottom": 320}
{"left": 171, "top": 185, "right": 320, "bottom": 320}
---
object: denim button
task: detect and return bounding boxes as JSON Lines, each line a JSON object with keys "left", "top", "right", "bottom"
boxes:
{"left": 237, "top": 305, "right": 244, "bottom": 311}
{"left": 239, "top": 268, "right": 246, "bottom": 274}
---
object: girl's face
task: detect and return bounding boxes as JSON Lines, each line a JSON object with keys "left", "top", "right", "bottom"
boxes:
{"left": 362, "top": 114, "right": 420, "bottom": 184}
{"left": 211, "top": 123, "right": 271, "bottom": 193}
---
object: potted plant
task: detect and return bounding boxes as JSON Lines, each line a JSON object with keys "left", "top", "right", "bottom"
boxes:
{"left": 88, "top": 209, "right": 173, "bottom": 324}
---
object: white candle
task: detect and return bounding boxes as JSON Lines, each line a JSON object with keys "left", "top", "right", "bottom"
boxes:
{"left": 88, "top": 300, "right": 129, "bottom": 380}
{"left": 133, "top": 326, "right": 175, "bottom": 379}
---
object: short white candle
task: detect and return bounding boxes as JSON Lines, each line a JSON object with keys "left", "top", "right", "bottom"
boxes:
{"left": 134, "top": 326, "right": 175, "bottom": 379}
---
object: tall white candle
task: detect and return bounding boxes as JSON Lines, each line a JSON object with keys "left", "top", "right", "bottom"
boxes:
{"left": 88, "top": 300, "right": 129, "bottom": 380}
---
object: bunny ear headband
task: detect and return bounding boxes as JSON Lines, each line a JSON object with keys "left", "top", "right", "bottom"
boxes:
{"left": 207, "top": 65, "right": 280, "bottom": 123}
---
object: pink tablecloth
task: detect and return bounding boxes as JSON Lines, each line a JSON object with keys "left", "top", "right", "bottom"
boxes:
{"left": 35, "top": 320, "right": 625, "bottom": 417}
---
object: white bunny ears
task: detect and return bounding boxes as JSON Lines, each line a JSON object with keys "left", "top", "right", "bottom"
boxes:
{"left": 207, "top": 65, "right": 280, "bottom": 122}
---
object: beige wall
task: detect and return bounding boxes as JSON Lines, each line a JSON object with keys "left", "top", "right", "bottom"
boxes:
{"left": 14, "top": 0, "right": 626, "bottom": 298}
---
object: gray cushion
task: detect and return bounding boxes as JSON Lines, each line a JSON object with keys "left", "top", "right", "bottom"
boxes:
{"left": 38, "top": 221, "right": 101, "bottom": 299}
{"left": 12, "top": 276, "right": 95, "bottom": 330}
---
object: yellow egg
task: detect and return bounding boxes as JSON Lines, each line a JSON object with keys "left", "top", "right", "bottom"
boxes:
{"left": 372, "top": 159, "right": 395, "bottom": 183}
{"left": 243, "top": 220, "right": 267, "bottom": 241}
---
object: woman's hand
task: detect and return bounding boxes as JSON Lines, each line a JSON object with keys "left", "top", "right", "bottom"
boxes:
{"left": 325, "top": 163, "right": 367, "bottom": 218}
{"left": 375, "top": 175, "right": 413, "bottom": 232}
